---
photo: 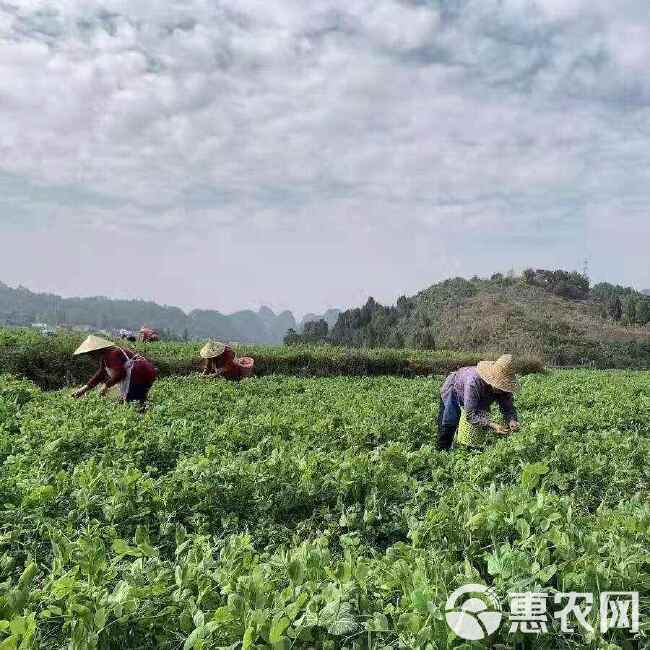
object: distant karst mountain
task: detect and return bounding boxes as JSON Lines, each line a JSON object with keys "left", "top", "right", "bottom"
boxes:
{"left": 0, "top": 281, "right": 337, "bottom": 345}
{"left": 300, "top": 309, "right": 341, "bottom": 331}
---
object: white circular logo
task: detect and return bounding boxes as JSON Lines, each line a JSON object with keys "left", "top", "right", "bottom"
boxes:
{"left": 445, "top": 583, "right": 503, "bottom": 641}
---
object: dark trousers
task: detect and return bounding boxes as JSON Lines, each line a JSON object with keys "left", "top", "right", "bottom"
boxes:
{"left": 125, "top": 380, "right": 154, "bottom": 405}
{"left": 437, "top": 396, "right": 461, "bottom": 450}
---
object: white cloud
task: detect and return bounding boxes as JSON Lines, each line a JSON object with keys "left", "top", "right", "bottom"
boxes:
{"left": 0, "top": 0, "right": 649, "bottom": 311}
{"left": 356, "top": 1, "right": 440, "bottom": 50}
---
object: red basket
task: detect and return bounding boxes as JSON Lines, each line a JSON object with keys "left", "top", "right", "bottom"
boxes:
{"left": 236, "top": 356, "right": 255, "bottom": 377}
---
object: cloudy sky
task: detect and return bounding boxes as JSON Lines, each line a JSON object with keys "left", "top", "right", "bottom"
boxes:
{"left": 1, "top": 0, "right": 649, "bottom": 316}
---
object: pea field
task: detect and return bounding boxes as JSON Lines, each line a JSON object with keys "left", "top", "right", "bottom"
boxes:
{"left": 1, "top": 369, "right": 649, "bottom": 649}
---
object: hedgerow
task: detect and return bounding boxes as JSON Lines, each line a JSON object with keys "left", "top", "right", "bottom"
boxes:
{"left": 0, "top": 328, "right": 544, "bottom": 389}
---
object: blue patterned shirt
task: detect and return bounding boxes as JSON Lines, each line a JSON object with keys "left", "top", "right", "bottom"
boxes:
{"left": 441, "top": 366, "right": 518, "bottom": 427}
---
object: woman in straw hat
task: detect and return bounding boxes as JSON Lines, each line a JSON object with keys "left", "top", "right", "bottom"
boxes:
{"left": 437, "top": 354, "right": 520, "bottom": 450}
{"left": 200, "top": 341, "right": 254, "bottom": 380}
{"left": 72, "top": 335, "right": 158, "bottom": 407}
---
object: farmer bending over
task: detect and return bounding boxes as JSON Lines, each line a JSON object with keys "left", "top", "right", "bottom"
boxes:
{"left": 72, "top": 335, "right": 158, "bottom": 408}
{"left": 200, "top": 341, "right": 254, "bottom": 380}
{"left": 437, "top": 354, "right": 520, "bottom": 450}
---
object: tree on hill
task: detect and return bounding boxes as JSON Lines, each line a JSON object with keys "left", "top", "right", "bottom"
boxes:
{"left": 283, "top": 328, "right": 301, "bottom": 346}
{"left": 637, "top": 300, "right": 650, "bottom": 325}
{"left": 592, "top": 282, "right": 637, "bottom": 302}
{"left": 395, "top": 295, "right": 415, "bottom": 316}
{"left": 301, "top": 309, "right": 342, "bottom": 331}
{"left": 623, "top": 297, "right": 639, "bottom": 324}
{"left": 304, "top": 319, "right": 329, "bottom": 342}
{"left": 284, "top": 319, "right": 329, "bottom": 345}
{"left": 608, "top": 297, "right": 623, "bottom": 322}
{"left": 523, "top": 269, "right": 590, "bottom": 299}
{"left": 328, "top": 297, "right": 407, "bottom": 348}
{"left": 595, "top": 286, "right": 650, "bottom": 326}
{"left": 413, "top": 327, "right": 436, "bottom": 350}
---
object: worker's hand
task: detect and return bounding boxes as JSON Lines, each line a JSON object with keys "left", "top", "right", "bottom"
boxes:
{"left": 99, "top": 384, "right": 110, "bottom": 398}
{"left": 73, "top": 385, "right": 89, "bottom": 398}
{"left": 491, "top": 422, "right": 509, "bottom": 435}
{"left": 509, "top": 420, "right": 520, "bottom": 432}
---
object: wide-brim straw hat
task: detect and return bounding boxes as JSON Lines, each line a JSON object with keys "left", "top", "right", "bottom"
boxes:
{"left": 200, "top": 341, "right": 226, "bottom": 359}
{"left": 477, "top": 354, "right": 521, "bottom": 393}
{"left": 73, "top": 335, "right": 115, "bottom": 356}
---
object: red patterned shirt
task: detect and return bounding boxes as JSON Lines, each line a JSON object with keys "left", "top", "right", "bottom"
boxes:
{"left": 87, "top": 348, "right": 157, "bottom": 388}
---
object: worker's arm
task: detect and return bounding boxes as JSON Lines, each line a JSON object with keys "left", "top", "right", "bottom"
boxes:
{"left": 100, "top": 368, "right": 126, "bottom": 395}
{"left": 73, "top": 365, "right": 106, "bottom": 398}
{"left": 212, "top": 355, "right": 227, "bottom": 377}
{"left": 202, "top": 360, "right": 224, "bottom": 376}
{"left": 464, "top": 379, "right": 509, "bottom": 434}
{"left": 497, "top": 394, "right": 520, "bottom": 431}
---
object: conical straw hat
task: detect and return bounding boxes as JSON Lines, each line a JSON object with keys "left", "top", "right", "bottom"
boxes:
{"left": 73, "top": 335, "right": 115, "bottom": 356}
{"left": 200, "top": 341, "right": 226, "bottom": 359}
{"left": 477, "top": 354, "right": 520, "bottom": 393}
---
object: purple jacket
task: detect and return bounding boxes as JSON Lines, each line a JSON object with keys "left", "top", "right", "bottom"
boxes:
{"left": 441, "top": 366, "right": 518, "bottom": 426}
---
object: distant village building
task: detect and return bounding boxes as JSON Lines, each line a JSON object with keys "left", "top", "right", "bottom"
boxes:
{"left": 68, "top": 325, "right": 94, "bottom": 333}
{"left": 119, "top": 329, "right": 137, "bottom": 342}
{"left": 31, "top": 323, "right": 57, "bottom": 336}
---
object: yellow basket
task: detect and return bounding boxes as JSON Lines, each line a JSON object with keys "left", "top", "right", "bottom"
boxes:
{"left": 455, "top": 408, "right": 492, "bottom": 449}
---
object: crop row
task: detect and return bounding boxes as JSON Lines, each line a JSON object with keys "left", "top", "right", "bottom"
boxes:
{"left": 1, "top": 370, "right": 649, "bottom": 648}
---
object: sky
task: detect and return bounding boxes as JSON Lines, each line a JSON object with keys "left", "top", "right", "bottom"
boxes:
{"left": 1, "top": 0, "right": 649, "bottom": 317}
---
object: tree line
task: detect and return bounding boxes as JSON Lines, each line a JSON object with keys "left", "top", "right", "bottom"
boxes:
{"left": 284, "top": 269, "right": 650, "bottom": 348}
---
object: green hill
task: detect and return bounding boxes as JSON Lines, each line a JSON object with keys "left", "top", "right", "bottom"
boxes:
{"left": 324, "top": 271, "right": 650, "bottom": 368}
